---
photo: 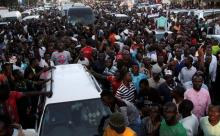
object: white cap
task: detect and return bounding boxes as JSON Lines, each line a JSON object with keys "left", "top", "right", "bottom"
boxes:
{"left": 123, "top": 29, "right": 129, "bottom": 35}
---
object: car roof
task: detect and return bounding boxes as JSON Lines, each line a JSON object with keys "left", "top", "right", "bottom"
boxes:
{"left": 45, "top": 64, "right": 101, "bottom": 105}
{"left": 22, "top": 15, "right": 39, "bottom": 21}
{"left": 1, "top": 11, "right": 21, "bottom": 18}
{"left": 68, "top": 6, "right": 91, "bottom": 9}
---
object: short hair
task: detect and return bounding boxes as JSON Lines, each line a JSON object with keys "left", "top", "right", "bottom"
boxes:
{"left": 192, "top": 71, "right": 204, "bottom": 81}
{"left": 139, "top": 79, "right": 149, "bottom": 88}
{"left": 29, "top": 58, "right": 38, "bottom": 65}
{"left": 173, "top": 85, "right": 185, "bottom": 97}
{"left": 178, "top": 100, "right": 194, "bottom": 114}
{"left": 208, "top": 104, "right": 220, "bottom": 112}
{"left": 187, "top": 56, "right": 193, "bottom": 63}
{"left": 163, "top": 102, "right": 177, "bottom": 113}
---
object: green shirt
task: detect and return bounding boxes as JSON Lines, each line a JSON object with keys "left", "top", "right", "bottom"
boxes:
{"left": 212, "top": 45, "right": 220, "bottom": 55}
{"left": 159, "top": 120, "right": 187, "bottom": 136}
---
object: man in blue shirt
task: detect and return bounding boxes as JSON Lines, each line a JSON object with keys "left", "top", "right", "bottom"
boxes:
{"left": 131, "top": 62, "right": 148, "bottom": 95}
{"left": 156, "top": 14, "right": 168, "bottom": 30}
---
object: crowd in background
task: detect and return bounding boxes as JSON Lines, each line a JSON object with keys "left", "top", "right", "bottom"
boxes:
{"left": 0, "top": 1, "right": 220, "bottom": 136}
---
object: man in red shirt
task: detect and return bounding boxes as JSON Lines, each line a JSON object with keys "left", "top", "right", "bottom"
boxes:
{"left": 90, "top": 69, "right": 121, "bottom": 94}
{"left": 80, "top": 39, "right": 94, "bottom": 60}
{"left": 0, "top": 79, "right": 52, "bottom": 124}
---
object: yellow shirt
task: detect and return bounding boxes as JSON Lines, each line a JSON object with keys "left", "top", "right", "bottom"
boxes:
{"left": 103, "top": 126, "right": 137, "bottom": 136}
{"left": 200, "top": 116, "right": 220, "bottom": 136}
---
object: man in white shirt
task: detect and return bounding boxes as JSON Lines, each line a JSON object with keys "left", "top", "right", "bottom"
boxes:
{"left": 179, "top": 56, "right": 197, "bottom": 84}
{"left": 179, "top": 100, "right": 199, "bottom": 136}
{"left": 200, "top": 105, "right": 220, "bottom": 136}
{"left": 51, "top": 42, "right": 72, "bottom": 65}
{"left": 205, "top": 47, "right": 217, "bottom": 83}
{"left": 215, "top": 23, "right": 220, "bottom": 35}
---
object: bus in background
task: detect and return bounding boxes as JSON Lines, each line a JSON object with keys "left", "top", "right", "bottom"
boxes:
{"left": 67, "top": 6, "right": 95, "bottom": 25}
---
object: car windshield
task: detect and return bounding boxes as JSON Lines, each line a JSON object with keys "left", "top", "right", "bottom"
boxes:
{"left": 3, "top": 17, "right": 18, "bottom": 22}
{"left": 40, "top": 98, "right": 110, "bottom": 136}
{"left": 68, "top": 8, "right": 94, "bottom": 25}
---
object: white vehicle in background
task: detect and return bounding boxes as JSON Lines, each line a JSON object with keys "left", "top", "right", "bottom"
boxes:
{"left": 170, "top": 9, "right": 190, "bottom": 14}
{"left": 155, "top": 30, "right": 173, "bottom": 41}
{"left": 112, "top": 13, "right": 128, "bottom": 18}
{"left": 194, "top": 9, "right": 220, "bottom": 19}
{"left": 22, "top": 15, "right": 40, "bottom": 21}
{"left": 0, "top": 22, "right": 8, "bottom": 29}
{"left": 147, "top": 4, "right": 163, "bottom": 10}
{"left": 136, "top": 3, "right": 162, "bottom": 10}
{"left": 21, "top": 10, "right": 32, "bottom": 18}
{"left": 111, "top": 13, "right": 129, "bottom": 21}
{"left": 136, "top": 2, "right": 149, "bottom": 9}
{"left": 0, "top": 8, "right": 9, "bottom": 19}
{"left": 207, "top": 34, "right": 220, "bottom": 43}
{"left": 29, "top": 64, "right": 110, "bottom": 136}
{"left": 35, "top": 6, "right": 45, "bottom": 11}
{"left": 61, "top": 3, "right": 74, "bottom": 16}
{"left": 44, "top": 3, "right": 53, "bottom": 10}
{"left": 73, "top": 3, "right": 85, "bottom": 6}
{"left": 1, "top": 11, "right": 22, "bottom": 22}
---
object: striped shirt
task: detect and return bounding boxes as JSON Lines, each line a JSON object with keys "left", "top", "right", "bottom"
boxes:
{"left": 115, "top": 82, "right": 136, "bottom": 102}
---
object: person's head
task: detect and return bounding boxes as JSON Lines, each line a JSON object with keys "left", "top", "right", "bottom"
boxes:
{"left": 206, "top": 47, "right": 212, "bottom": 56}
{"left": 171, "top": 85, "right": 185, "bottom": 99}
{"left": 164, "top": 70, "right": 174, "bottom": 85}
{"left": 205, "top": 55, "right": 212, "bottom": 65}
{"left": 100, "top": 91, "right": 115, "bottom": 107}
{"left": 0, "top": 114, "right": 12, "bottom": 136}
{"left": 105, "top": 57, "right": 113, "bottom": 68}
{"left": 163, "top": 102, "right": 178, "bottom": 125}
{"left": 120, "top": 70, "right": 132, "bottom": 82}
{"left": 208, "top": 105, "right": 220, "bottom": 125}
{"left": 57, "top": 42, "right": 64, "bottom": 52}
{"left": 131, "top": 62, "right": 139, "bottom": 75}
{"left": 178, "top": 100, "right": 194, "bottom": 118}
{"left": 109, "top": 112, "right": 126, "bottom": 134}
{"left": 184, "top": 48, "right": 190, "bottom": 57}
{"left": 184, "top": 56, "right": 193, "bottom": 68}
{"left": 157, "top": 55, "right": 164, "bottom": 65}
{"left": 142, "top": 57, "right": 151, "bottom": 67}
{"left": 29, "top": 58, "right": 39, "bottom": 68}
{"left": 149, "top": 104, "right": 161, "bottom": 122}
{"left": 152, "top": 64, "right": 162, "bottom": 81}
{"left": 139, "top": 79, "right": 149, "bottom": 91}
{"left": 175, "top": 48, "right": 182, "bottom": 59}
{"left": 98, "top": 52, "right": 106, "bottom": 62}
{"left": 136, "top": 52, "right": 143, "bottom": 61}
{"left": 44, "top": 53, "right": 51, "bottom": 61}
{"left": 192, "top": 72, "right": 204, "bottom": 91}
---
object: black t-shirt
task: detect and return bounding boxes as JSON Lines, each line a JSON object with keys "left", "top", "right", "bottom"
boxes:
{"left": 138, "top": 87, "right": 162, "bottom": 108}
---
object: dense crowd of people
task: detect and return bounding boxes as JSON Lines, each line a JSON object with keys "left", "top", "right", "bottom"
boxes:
{"left": 0, "top": 1, "right": 220, "bottom": 136}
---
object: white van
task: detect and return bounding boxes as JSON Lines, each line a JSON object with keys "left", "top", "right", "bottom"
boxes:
{"left": 1, "top": 11, "right": 22, "bottom": 22}
{"left": 32, "top": 64, "right": 110, "bottom": 136}
{"left": 194, "top": 9, "right": 220, "bottom": 19}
